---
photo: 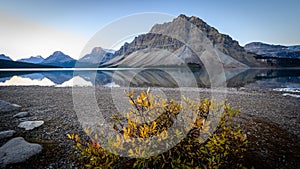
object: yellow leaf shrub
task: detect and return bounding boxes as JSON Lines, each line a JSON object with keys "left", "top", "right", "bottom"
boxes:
{"left": 69, "top": 89, "right": 248, "bottom": 168}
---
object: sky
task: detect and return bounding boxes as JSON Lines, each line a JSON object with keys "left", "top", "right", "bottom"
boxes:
{"left": 0, "top": 0, "right": 299, "bottom": 60}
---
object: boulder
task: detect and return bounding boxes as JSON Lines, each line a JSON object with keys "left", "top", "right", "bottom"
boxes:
{"left": 0, "top": 130, "right": 15, "bottom": 140}
{"left": 0, "top": 137, "right": 42, "bottom": 167}
{"left": 18, "top": 121, "right": 44, "bottom": 130}
{"left": 0, "top": 100, "right": 21, "bottom": 113}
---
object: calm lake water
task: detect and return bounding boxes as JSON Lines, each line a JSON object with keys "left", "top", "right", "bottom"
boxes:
{"left": 0, "top": 68, "right": 299, "bottom": 91}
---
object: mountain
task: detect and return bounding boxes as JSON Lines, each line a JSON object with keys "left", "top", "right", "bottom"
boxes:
{"left": 0, "top": 54, "right": 13, "bottom": 61}
{"left": 17, "top": 55, "right": 44, "bottom": 64}
{"left": 244, "top": 42, "right": 300, "bottom": 67}
{"left": 0, "top": 59, "right": 58, "bottom": 68}
{"left": 104, "top": 14, "right": 262, "bottom": 68}
{"left": 42, "top": 51, "right": 76, "bottom": 68}
{"left": 244, "top": 42, "right": 300, "bottom": 59}
{"left": 78, "top": 47, "right": 115, "bottom": 65}
{"left": 287, "top": 45, "right": 300, "bottom": 51}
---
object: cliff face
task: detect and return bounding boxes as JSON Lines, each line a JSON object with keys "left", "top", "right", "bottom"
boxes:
{"left": 108, "top": 14, "right": 262, "bottom": 68}
{"left": 111, "top": 33, "right": 203, "bottom": 67}
{"left": 114, "top": 34, "right": 183, "bottom": 56}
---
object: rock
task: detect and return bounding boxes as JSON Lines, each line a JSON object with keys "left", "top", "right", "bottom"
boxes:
{"left": 0, "top": 130, "right": 15, "bottom": 139}
{"left": 13, "top": 112, "right": 29, "bottom": 118}
{"left": 0, "top": 100, "right": 21, "bottom": 113}
{"left": 18, "top": 121, "right": 44, "bottom": 130}
{"left": 0, "top": 137, "right": 42, "bottom": 167}
{"left": 18, "top": 116, "right": 38, "bottom": 122}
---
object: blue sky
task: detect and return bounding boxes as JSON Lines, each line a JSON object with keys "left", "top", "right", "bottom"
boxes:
{"left": 0, "top": 0, "right": 299, "bottom": 60}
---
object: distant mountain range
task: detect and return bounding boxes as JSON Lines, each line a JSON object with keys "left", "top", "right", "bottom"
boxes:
{"left": 0, "top": 48, "right": 117, "bottom": 68}
{"left": 244, "top": 42, "right": 300, "bottom": 59}
{"left": 0, "top": 58, "right": 58, "bottom": 69}
{"left": 0, "top": 54, "right": 53, "bottom": 68}
{"left": 17, "top": 56, "right": 44, "bottom": 64}
{"left": 0, "top": 52, "right": 76, "bottom": 68}
{"left": 0, "top": 54, "right": 12, "bottom": 61}
{"left": 244, "top": 42, "right": 300, "bottom": 67}
{"left": 1, "top": 14, "right": 299, "bottom": 68}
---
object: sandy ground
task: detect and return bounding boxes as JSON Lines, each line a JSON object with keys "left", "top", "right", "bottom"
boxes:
{"left": 0, "top": 86, "right": 299, "bottom": 169}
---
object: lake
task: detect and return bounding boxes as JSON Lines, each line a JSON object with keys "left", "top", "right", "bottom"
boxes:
{"left": 0, "top": 68, "right": 299, "bottom": 91}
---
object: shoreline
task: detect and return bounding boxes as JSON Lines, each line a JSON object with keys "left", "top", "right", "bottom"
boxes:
{"left": 0, "top": 86, "right": 299, "bottom": 168}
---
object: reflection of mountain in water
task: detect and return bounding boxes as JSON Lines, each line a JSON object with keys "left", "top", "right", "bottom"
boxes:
{"left": 56, "top": 76, "right": 93, "bottom": 87}
{"left": 43, "top": 71, "right": 73, "bottom": 84}
{"left": 101, "top": 69, "right": 207, "bottom": 88}
{"left": 73, "top": 71, "right": 113, "bottom": 86}
{"left": 0, "top": 77, "right": 12, "bottom": 83}
{"left": 0, "top": 69, "right": 299, "bottom": 89}
{"left": 227, "top": 69, "right": 300, "bottom": 88}
{"left": 242, "top": 69, "right": 300, "bottom": 89}
{"left": 72, "top": 68, "right": 300, "bottom": 88}
{"left": 0, "top": 75, "right": 55, "bottom": 86}
{"left": 0, "top": 71, "right": 74, "bottom": 86}
{"left": 0, "top": 71, "right": 74, "bottom": 85}
{"left": 20, "top": 73, "right": 44, "bottom": 80}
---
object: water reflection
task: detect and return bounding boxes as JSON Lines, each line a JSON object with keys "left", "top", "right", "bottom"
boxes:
{"left": 0, "top": 68, "right": 299, "bottom": 89}
{"left": 56, "top": 76, "right": 93, "bottom": 87}
{"left": 0, "top": 75, "right": 55, "bottom": 86}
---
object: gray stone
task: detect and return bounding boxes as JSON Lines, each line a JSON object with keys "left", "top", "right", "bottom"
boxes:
{"left": 18, "top": 116, "right": 37, "bottom": 122}
{"left": 18, "top": 121, "right": 44, "bottom": 130}
{"left": 13, "top": 112, "right": 29, "bottom": 118}
{"left": 0, "top": 130, "right": 15, "bottom": 139}
{"left": 0, "top": 100, "right": 21, "bottom": 113}
{"left": 0, "top": 137, "right": 42, "bottom": 167}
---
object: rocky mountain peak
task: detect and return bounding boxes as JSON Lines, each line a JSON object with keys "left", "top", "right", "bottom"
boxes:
{"left": 52, "top": 51, "right": 64, "bottom": 56}
{"left": 17, "top": 55, "right": 44, "bottom": 64}
{"left": 79, "top": 47, "right": 115, "bottom": 64}
{"left": 41, "top": 51, "right": 75, "bottom": 68}
{"left": 178, "top": 14, "right": 188, "bottom": 18}
{"left": 91, "top": 47, "right": 104, "bottom": 54}
{"left": 27, "top": 55, "right": 44, "bottom": 60}
{"left": 0, "top": 54, "right": 12, "bottom": 61}
{"left": 152, "top": 14, "right": 217, "bottom": 37}
{"left": 110, "top": 14, "right": 262, "bottom": 67}
{"left": 43, "top": 51, "right": 74, "bottom": 63}
{"left": 35, "top": 55, "right": 43, "bottom": 59}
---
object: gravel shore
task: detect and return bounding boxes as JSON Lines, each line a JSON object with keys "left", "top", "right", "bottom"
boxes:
{"left": 0, "top": 86, "right": 299, "bottom": 169}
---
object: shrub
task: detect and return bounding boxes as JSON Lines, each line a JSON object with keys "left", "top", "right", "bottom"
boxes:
{"left": 68, "top": 89, "right": 248, "bottom": 168}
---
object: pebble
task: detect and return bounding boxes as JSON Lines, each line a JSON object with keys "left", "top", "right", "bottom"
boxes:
{"left": 18, "top": 116, "right": 38, "bottom": 122}
{"left": 13, "top": 112, "right": 29, "bottom": 118}
{"left": 0, "top": 130, "right": 15, "bottom": 139}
